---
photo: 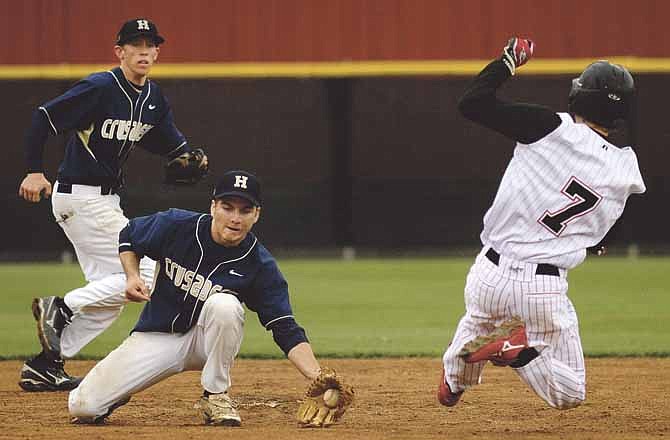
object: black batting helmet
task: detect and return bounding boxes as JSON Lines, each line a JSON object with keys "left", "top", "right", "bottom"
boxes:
{"left": 568, "top": 60, "right": 635, "bottom": 128}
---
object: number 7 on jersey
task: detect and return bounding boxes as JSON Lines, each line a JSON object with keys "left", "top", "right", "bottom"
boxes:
{"left": 539, "top": 176, "right": 602, "bottom": 236}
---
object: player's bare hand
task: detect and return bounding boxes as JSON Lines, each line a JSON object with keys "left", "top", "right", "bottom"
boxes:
{"left": 19, "top": 173, "right": 52, "bottom": 203}
{"left": 125, "top": 275, "right": 151, "bottom": 302}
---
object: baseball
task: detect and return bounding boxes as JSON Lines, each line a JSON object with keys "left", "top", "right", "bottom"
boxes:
{"left": 323, "top": 388, "right": 340, "bottom": 408}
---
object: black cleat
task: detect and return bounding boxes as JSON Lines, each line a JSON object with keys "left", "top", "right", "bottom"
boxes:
{"left": 32, "top": 296, "right": 72, "bottom": 357}
{"left": 19, "top": 354, "right": 82, "bottom": 392}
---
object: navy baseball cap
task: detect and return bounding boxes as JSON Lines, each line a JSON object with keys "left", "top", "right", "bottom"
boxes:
{"left": 116, "top": 18, "right": 165, "bottom": 46}
{"left": 212, "top": 171, "right": 262, "bottom": 207}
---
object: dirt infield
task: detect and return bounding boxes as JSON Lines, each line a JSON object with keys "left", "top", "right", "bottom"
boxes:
{"left": 1, "top": 358, "right": 668, "bottom": 440}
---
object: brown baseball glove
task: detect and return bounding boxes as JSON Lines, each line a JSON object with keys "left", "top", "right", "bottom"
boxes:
{"left": 296, "top": 367, "right": 354, "bottom": 428}
{"left": 164, "top": 148, "right": 209, "bottom": 185}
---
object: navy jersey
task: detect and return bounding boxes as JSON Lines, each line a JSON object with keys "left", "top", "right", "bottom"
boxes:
{"left": 25, "top": 67, "right": 188, "bottom": 187}
{"left": 119, "top": 209, "right": 297, "bottom": 335}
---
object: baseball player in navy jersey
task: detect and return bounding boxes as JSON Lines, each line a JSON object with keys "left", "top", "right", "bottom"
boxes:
{"left": 68, "top": 170, "right": 327, "bottom": 426}
{"left": 18, "top": 18, "right": 208, "bottom": 392}
{"left": 437, "top": 38, "right": 645, "bottom": 409}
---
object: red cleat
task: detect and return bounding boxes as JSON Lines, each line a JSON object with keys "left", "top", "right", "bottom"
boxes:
{"left": 459, "top": 317, "right": 528, "bottom": 366}
{"left": 437, "top": 368, "right": 463, "bottom": 407}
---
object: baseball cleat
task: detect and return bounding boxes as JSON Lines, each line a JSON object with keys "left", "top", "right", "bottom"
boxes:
{"left": 459, "top": 317, "right": 528, "bottom": 365}
{"left": 32, "top": 296, "right": 72, "bottom": 357}
{"left": 71, "top": 396, "right": 131, "bottom": 424}
{"left": 18, "top": 355, "right": 82, "bottom": 392}
{"left": 437, "top": 368, "right": 463, "bottom": 407}
{"left": 195, "top": 393, "right": 241, "bottom": 426}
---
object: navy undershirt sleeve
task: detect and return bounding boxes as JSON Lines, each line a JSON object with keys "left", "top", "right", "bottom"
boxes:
{"left": 458, "top": 59, "right": 562, "bottom": 144}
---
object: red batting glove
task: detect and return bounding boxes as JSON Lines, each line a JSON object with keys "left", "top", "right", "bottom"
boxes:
{"left": 501, "top": 37, "right": 534, "bottom": 75}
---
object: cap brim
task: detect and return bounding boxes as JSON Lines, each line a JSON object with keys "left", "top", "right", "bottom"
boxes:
{"left": 117, "top": 33, "right": 165, "bottom": 46}
{"left": 213, "top": 191, "right": 260, "bottom": 206}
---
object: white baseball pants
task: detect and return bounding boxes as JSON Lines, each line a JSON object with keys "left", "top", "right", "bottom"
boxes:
{"left": 442, "top": 248, "right": 586, "bottom": 409}
{"left": 69, "top": 293, "right": 245, "bottom": 419}
{"left": 51, "top": 182, "right": 155, "bottom": 358}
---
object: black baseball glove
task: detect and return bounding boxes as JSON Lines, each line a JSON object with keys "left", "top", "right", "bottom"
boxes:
{"left": 164, "top": 148, "right": 209, "bottom": 185}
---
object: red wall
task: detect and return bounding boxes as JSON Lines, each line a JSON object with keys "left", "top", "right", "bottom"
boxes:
{"left": 2, "top": 0, "right": 669, "bottom": 64}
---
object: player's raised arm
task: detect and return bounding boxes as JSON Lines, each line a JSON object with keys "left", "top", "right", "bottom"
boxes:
{"left": 458, "top": 37, "right": 561, "bottom": 145}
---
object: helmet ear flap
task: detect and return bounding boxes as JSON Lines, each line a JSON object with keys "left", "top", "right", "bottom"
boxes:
{"left": 567, "top": 78, "right": 581, "bottom": 114}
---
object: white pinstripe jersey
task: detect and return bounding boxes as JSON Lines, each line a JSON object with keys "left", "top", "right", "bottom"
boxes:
{"left": 481, "top": 113, "right": 646, "bottom": 269}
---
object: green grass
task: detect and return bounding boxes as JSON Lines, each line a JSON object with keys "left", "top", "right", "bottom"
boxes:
{"left": 1, "top": 257, "right": 668, "bottom": 359}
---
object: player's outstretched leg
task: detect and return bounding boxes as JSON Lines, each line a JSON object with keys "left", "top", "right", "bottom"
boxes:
{"left": 18, "top": 351, "right": 81, "bottom": 392}
{"left": 513, "top": 349, "right": 586, "bottom": 409}
{"left": 508, "top": 292, "right": 586, "bottom": 409}
{"left": 512, "top": 302, "right": 586, "bottom": 410}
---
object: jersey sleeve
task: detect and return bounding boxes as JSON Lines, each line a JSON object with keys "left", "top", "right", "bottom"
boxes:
{"left": 138, "top": 92, "right": 190, "bottom": 158}
{"left": 269, "top": 317, "right": 308, "bottom": 355}
{"left": 458, "top": 59, "right": 561, "bottom": 145}
{"left": 24, "top": 78, "right": 102, "bottom": 172}
{"left": 248, "top": 259, "right": 295, "bottom": 329}
{"left": 625, "top": 149, "right": 646, "bottom": 195}
{"left": 39, "top": 79, "right": 103, "bottom": 134}
{"left": 24, "top": 110, "right": 52, "bottom": 172}
{"left": 249, "top": 259, "right": 309, "bottom": 355}
{"left": 118, "top": 210, "right": 176, "bottom": 260}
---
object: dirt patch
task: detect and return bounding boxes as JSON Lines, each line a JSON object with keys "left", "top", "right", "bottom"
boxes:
{"left": 1, "top": 358, "right": 668, "bottom": 439}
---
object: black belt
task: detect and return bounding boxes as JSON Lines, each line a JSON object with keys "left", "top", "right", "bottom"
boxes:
{"left": 485, "top": 248, "right": 560, "bottom": 277}
{"left": 56, "top": 183, "right": 117, "bottom": 195}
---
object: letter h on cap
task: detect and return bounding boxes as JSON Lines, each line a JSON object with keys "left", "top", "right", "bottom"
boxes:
{"left": 234, "top": 175, "right": 248, "bottom": 189}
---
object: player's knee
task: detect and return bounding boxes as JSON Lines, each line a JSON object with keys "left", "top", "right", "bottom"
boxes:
{"left": 206, "top": 292, "right": 245, "bottom": 326}
{"left": 549, "top": 388, "right": 586, "bottom": 410}
{"left": 553, "top": 396, "right": 585, "bottom": 410}
{"left": 68, "top": 387, "right": 106, "bottom": 418}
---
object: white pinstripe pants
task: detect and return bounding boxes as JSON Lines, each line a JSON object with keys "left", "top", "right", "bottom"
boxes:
{"left": 442, "top": 248, "right": 586, "bottom": 409}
